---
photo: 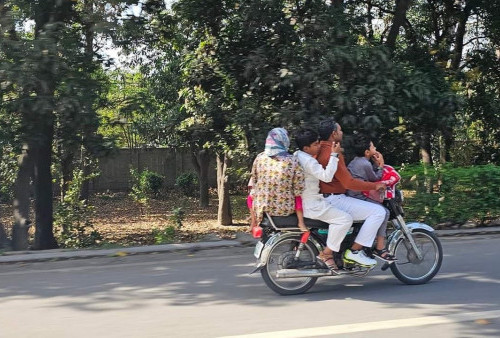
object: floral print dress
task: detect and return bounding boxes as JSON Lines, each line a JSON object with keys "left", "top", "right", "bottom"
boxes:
{"left": 251, "top": 152, "right": 305, "bottom": 222}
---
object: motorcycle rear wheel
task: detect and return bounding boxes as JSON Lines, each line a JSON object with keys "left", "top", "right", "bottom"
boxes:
{"left": 390, "top": 228, "right": 443, "bottom": 285}
{"left": 261, "top": 236, "right": 319, "bottom": 295}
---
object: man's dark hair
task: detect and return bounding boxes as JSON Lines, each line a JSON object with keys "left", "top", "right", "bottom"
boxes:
{"left": 295, "top": 129, "right": 319, "bottom": 150}
{"left": 352, "top": 133, "right": 372, "bottom": 157}
{"left": 318, "top": 119, "right": 337, "bottom": 141}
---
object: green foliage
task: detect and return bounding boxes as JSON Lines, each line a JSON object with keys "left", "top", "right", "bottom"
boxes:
{"left": 0, "top": 0, "right": 499, "bottom": 249}
{"left": 170, "top": 207, "right": 186, "bottom": 228}
{"left": 152, "top": 225, "right": 177, "bottom": 244}
{"left": 54, "top": 170, "right": 102, "bottom": 248}
{"left": 399, "top": 164, "right": 500, "bottom": 226}
{"left": 0, "top": 145, "right": 17, "bottom": 202}
{"left": 129, "top": 168, "right": 164, "bottom": 210}
{"left": 97, "top": 71, "right": 178, "bottom": 149}
{"left": 175, "top": 172, "right": 199, "bottom": 196}
{"left": 1, "top": 0, "right": 120, "bottom": 249}
{"left": 151, "top": 207, "right": 185, "bottom": 244}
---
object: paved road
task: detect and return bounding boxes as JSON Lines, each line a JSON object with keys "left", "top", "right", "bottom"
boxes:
{"left": 0, "top": 235, "right": 499, "bottom": 338}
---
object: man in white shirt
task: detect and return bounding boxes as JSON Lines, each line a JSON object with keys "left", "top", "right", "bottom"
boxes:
{"left": 294, "top": 129, "right": 353, "bottom": 270}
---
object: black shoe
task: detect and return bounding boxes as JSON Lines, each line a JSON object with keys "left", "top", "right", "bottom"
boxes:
{"left": 372, "top": 248, "right": 397, "bottom": 263}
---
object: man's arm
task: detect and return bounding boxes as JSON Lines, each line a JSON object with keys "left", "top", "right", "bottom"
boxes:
{"left": 300, "top": 152, "right": 338, "bottom": 182}
{"left": 362, "top": 161, "right": 383, "bottom": 182}
{"left": 317, "top": 141, "right": 332, "bottom": 168}
{"left": 335, "top": 155, "right": 379, "bottom": 191}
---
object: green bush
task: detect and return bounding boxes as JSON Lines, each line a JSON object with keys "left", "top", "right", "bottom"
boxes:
{"left": 54, "top": 170, "right": 102, "bottom": 248}
{"left": 152, "top": 225, "right": 176, "bottom": 244}
{"left": 170, "top": 207, "right": 185, "bottom": 228}
{"left": 399, "top": 164, "right": 500, "bottom": 226}
{"left": 129, "top": 168, "right": 164, "bottom": 212}
{"left": 175, "top": 171, "right": 198, "bottom": 196}
{"left": 151, "top": 207, "right": 185, "bottom": 244}
{"left": 131, "top": 168, "right": 164, "bottom": 196}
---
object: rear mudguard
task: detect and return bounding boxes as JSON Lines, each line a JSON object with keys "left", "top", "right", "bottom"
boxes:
{"left": 251, "top": 232, "right": 323, "bottom": 273}
{"left": 387, "top": 222, "right": 435, "bottom": 254}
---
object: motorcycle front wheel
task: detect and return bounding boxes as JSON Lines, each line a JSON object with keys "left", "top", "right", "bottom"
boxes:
{"left": 261, "top": 236, "right": 319, "bottom": 295}
{"left": 390, "top": 228, "right": 443, "bottom": 285}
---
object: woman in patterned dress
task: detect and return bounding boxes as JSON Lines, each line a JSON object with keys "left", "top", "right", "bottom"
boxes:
{"left": 250, "top": 128, "right": 307, "bottom": 231}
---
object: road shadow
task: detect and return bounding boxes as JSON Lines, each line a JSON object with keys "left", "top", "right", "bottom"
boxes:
{"left": 0, "top": 243, "right": 499, "bottom": 336}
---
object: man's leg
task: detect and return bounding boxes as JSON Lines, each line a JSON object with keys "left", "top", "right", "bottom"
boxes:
{"left": 349, "top": 195, "right": 390, "bottom": 250}
{"left": 303, "top": 199, "right": 352, "bottom": 252}
{"left": 304, "top": 199, "right": 352, "bottom": 270}
{"left": 325, "top": 194, "right": 386, "bottom": 247}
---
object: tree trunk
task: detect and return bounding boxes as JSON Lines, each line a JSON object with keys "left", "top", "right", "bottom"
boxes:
{"left": 191, "top": 149, "right": 211, "bottom": 208}
{"left": 33, "top": 123, "right": 58, "bottom": 250}
{"left": 216, "top": 152, "right": 232, "bottom": 226}
{"left": 31, "top": 0, "right": 64, "bottom": 250}
{"left": 197, "top": 150, "right": 210, "bottom": 208}
{"left": 418, "top": 132, "right": 433, "bottom": 166}
{"left": 386, "top": 0, "right": 412, "bottom": 49}
{"left": 367, "top": 0, "right": 374, "bottom": 40}
{"left": 451, "top": 5, "right": 471, "bottom": 71}
{"left": 12, "top": 144, "right": 33, "bottom": 251}
{"left": 439, "top": 128, "right": 454, "bottom": 164}
{"left": 439, "top": 134, "right": 446, "bottom": 165}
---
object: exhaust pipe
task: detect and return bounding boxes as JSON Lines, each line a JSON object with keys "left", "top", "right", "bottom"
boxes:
{"left": 276, "top": 269, "right": 331, "bottom": 278}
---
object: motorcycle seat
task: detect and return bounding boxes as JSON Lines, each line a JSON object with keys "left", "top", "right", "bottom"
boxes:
{"left": 262, "top": 214, "right": 330, "bottom": 229}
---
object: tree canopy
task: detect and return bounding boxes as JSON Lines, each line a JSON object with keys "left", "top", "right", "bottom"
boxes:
{"left": 1, "top": 0, "right": 499, "bottom": 247}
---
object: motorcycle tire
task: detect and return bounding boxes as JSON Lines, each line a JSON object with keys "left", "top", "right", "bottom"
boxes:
{"left": 261, "top": 236, "right": 319, "bottom": 295}
{"left": 390, "top": 228, "right": 443, "bottom": 285}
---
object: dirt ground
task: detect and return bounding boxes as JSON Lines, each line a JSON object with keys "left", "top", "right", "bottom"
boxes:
{"left": 0, "top": 191, "right": 250, "bottom": 248}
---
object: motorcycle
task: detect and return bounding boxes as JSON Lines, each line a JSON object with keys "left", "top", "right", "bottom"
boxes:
{"left": 251, "top": 189, "right": 443, "bottom": 295}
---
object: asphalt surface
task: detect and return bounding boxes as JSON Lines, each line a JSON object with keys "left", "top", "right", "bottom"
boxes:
{"left": 0, "top": 234, "right": 499, "bottom": 337}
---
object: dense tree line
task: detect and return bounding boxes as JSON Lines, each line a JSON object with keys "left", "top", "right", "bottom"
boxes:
{"left": 1, "top": 0, "right": 499, "bottom": 249}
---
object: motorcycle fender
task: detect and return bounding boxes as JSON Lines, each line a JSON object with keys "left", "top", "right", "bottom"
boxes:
{"left": 253, "top": 232, "right": 323, "bottom": 270}
{"left": 387, "top": 222, "right": 434, "bottom": 253}
{"left": 406, "top": 222, "right": 435, "bottom": 232}
{"left": 251, "top": 232, "right": 281, "bottom": 272}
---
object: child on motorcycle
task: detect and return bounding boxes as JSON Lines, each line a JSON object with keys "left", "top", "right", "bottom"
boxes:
{"left": 346, "top": 134, "right": 398, "bottom": 263}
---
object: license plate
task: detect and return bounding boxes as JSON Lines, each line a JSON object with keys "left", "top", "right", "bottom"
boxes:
{"left": 253, "top": 241, "right": 264, "bottom": 259}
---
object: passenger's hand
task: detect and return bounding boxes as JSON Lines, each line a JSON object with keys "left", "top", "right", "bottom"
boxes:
{"left": 331, "top": 142, "right": 341, "bottom": 155}
{"left": 373, "top": 152, "right": 385, "bottom": 167}
{"left": 249, "top": 221, "right": 257, "bottom": 233}
{"left": 298, "top": 222, "right": 308, "bottom": 232}
{"left": 375, "top": 183, "right": 386, "bottom": 191}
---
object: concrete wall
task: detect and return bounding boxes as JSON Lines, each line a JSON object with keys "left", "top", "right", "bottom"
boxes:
{"left": 90, "top": 148, "right": 217, "bottom": 192}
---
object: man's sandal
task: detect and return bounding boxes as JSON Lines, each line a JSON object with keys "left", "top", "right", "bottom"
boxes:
{"left": 372, "top": 248, "right": 397, "bottom": 263}
{"left": 316, "top": 251, "right": 340, "bottom": 274}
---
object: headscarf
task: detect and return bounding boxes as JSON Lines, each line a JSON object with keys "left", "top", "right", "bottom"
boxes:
{"left": 264, "top": 127, "right": 290, "bottom": 157}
